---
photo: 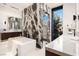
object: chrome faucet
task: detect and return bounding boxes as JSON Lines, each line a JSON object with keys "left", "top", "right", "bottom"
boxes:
{"left": 73, "top": 15, "right": 76, "bottom": 37}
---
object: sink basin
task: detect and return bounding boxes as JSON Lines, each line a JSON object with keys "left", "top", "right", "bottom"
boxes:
{"left": 69, "top": 36, "right": 79, "bottom": 41}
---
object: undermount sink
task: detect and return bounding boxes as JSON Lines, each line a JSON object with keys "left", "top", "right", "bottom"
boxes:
{"left": 67, "top": 32, "right": 79, "bottom": 41}
{"left": 69, "top": 36, "right": 79, "bottom": 41}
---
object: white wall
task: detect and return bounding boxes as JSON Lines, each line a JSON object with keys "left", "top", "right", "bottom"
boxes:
{"left": 76, "top": 4, "right": 79, "bottom": 33}
{"left": 63, "top": 3, "right": 76, "bottom": 35}
{"left": 0, "top": 7, "right": 22, "bottom": 31}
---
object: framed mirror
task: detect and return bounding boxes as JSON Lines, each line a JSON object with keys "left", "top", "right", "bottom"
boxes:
{"left": 8, "top": 17, "right": 22, "bottom": 30}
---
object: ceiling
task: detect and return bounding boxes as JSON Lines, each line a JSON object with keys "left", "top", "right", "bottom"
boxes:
{"left": 0, "top": 3, "right": 32, "bottom": 11}
{"left": 0, "top": 3, "right": 63, "bottom": 12}
{"left": 47, "top": 3, "right": 63, "bottom": 8}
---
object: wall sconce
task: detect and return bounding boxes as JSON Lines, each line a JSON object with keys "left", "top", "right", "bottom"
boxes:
{"left": 4, "top": 21, "right": 6, "bottom": 24}
{"left": 73, "top": 15, "right": 76, "bottom": 21}
{"left": 78, "top": 15, "right": 79, "bottom": 20}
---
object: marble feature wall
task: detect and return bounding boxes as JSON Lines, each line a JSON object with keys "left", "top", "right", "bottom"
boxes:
{"left": 23, "top": 3, "right": 50, "bottom": 48}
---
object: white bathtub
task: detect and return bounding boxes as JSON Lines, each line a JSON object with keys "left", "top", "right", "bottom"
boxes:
{"left": 8, "top": 36, "right": 36, "bottom": 56}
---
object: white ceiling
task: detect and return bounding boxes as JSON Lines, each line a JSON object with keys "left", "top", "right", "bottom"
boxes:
{"left": 47, "top": 3, "right": 63, "bottom": 8}
{"left": 7, "top": 3, "right": 32, "bottom": 10}
{"left": 0, "top": 3, "right": 32, "bottom": 11}
{"left": 0, "top": 3, "right": 63, "bottom": 12}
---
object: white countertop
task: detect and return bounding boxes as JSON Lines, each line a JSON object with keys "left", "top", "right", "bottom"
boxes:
{"left": 8, "top": 36, "right": 36, "bottom": 56}
{"left": 46, "top": 34, "right": 79, "bottom": 56}
{"left": 9, "top": 36, "right": 36, "bottom": 45}
{"left": 0, "top": 30, "right": 22, "bottom": 33}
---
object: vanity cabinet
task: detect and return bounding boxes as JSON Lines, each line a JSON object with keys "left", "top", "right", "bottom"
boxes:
{"left": 45, "top": 50, "right": 60, "bottom": 56}
{"left": 0, "top": 31, "right": 22, "bottom": 40}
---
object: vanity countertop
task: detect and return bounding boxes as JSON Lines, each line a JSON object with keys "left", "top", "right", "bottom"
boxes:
{"left": 46, "top": 34, "right": 79, "bottom": 56}
{"left": 0, "top": 30, "right": 22, "bottom": 33}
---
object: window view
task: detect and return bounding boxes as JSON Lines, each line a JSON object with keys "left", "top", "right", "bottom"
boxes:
{"left": 52, "top": 6, "right": 63, "bottom": 40}
{"left": 42, "top": 14, "right": 49, "bottom": 25}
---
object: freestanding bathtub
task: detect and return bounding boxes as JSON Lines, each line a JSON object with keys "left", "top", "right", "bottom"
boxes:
{"left": 8, "top": 36, "right": 36, "bottom": 56}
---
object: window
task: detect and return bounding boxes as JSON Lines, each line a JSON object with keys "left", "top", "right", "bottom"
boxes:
{"left": 51, "top": 5, "right": 63, "bottom": 40}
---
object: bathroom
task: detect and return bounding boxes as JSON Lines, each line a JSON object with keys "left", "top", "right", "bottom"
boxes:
{"left": 0, "top": 3, "right": 51, "bottom": 56}
{"left": 0, "top": 3, "right": 79, "bottom": 56}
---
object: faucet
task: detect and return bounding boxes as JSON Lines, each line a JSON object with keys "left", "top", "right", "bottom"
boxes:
{"left": 73, "top": 15, "right": 76, "bottom": 37}
{"left": 73, "top": 29, "right": 76, "bottom": 36}
{"left": 67, "top": 15, "right": 76, "bottom": 37}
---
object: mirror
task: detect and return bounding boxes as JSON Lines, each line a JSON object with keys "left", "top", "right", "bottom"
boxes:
{"left": 8, "top": 17, "right": 22, "bottom": 30}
